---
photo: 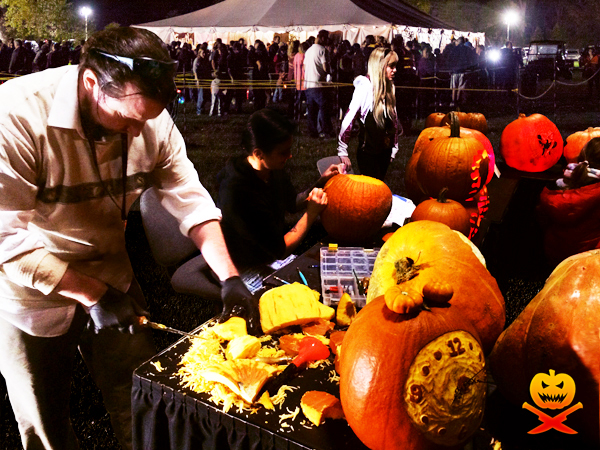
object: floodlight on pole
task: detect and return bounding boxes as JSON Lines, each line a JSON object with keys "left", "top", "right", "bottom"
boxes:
{"left": 80, "top": 6, "right": 92, "bottom": 40}
{"left": 504, "top": 10, "right": 519, "bottom": 42}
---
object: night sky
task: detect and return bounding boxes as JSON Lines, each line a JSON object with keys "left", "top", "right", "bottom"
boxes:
{"left": 74, "top": 0, "right": 216, "bottom": 29}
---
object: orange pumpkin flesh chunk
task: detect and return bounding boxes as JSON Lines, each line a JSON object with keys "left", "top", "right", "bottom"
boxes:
{"left": 300, "top": 390, "right": 345, "bottom": 426}
{"left": 198, "top": 360, "right": 278, "bottom": 404}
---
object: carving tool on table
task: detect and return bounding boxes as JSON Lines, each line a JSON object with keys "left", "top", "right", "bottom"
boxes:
{"left": 296, "top": 267, "right": 309, "bottom": 286}
{"left": 139, "top": 317, "right": 197, "bottom": 338}
{"left": 353, "top": 268, "right": 364, "bottom": 295}
{"left": 272, "top": 275, "right": 290, "bottom": 285}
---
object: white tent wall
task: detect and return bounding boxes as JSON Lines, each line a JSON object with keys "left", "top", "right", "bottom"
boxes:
{"left": 134, "top": 0, "right": 484, "bottom": 51}
{"left": 139, "top": 24, "right": 484, "bottom": 52}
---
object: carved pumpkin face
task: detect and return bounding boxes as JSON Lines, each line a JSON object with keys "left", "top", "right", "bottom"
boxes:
{"left": 530, "top": 369, "right": 576, "bottom": 410}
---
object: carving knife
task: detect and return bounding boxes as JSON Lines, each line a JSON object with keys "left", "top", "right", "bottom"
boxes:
{"left": 139, "top": 316, "right": 197, "bottom": 338}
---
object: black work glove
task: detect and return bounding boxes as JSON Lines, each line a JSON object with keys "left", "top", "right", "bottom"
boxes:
{"left": 88, "top": 285, "right": 149, "bottom": 334}
{"left": 219, "top": 276, "right": 261, "bottom": 336}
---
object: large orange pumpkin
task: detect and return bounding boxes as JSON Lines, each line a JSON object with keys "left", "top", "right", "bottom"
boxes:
{"left": 411, "top": 188, "right": 471, "bottom": 236}
{"left": 413, "top": 124, "right": 495, "bottom": 186}
{"left": 321, "top": 174, "right": 393, "bottom": 244}
{"left": 339, "top": 297, "right": 487, "bottom": 450}
{"left": 404, "top": 152, "right": 427, "bottom": 204}
{"left": 489, "top": 249, "right": 600, "bottom": 443}
{"left": 416, "top": 113, "right": 490, "bottom": 201}
{"left": 413, "top": 126, "right": 450, "bottom": 155}
{"left": 563, "top": 127, "right": 600, "bottom": 163}
{"left": 500, "top": 113, "right": 563, "bottom": 172}
{"left": 366, "top": 220, "right": 505, "bottom": 353}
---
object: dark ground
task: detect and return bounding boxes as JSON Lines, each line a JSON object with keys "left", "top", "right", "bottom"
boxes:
{"left": 2, "top": 73, "right": 600, "bottom": 449}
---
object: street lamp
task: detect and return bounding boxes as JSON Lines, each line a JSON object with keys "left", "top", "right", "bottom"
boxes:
{"left": 504, "top": 10, "right": 519, "bottom": 42}
{"left": 80, "top": 6, "right": 92, "bottom": 41}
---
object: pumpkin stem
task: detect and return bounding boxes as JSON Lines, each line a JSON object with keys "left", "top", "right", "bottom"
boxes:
{"left": 394, "top": 257, "right": 422, "bottom": 284}
{"left": 448, "top": 112, "right": 461, "bottom": 138}
{"left": 437, "top": 187, "right": 449, "bottom": 203}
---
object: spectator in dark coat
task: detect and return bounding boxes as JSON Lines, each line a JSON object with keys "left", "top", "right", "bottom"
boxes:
{"left": 8, "top": 39, "right": 26, "bottom": 74}
{"left": 0, "top": 40, "right": 14, "bottom": 72}
{"left": 70, "top": 40, "right": 85, "bottom": 65}
{"left": 449, "top": 37, "right": 476, "bottom": 107}
{"left": 32, "top": 43, "right": 50, "bottom": 72}
{"left": 46, "top": 43, "right": 64, "bottom": 69}
{"left": 228, "top": 42, "right": 247, "bottom": 113}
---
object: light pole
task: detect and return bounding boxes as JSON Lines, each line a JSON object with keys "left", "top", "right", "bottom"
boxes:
{"left": 80, "top": 6, "right": 92, "bottom": 41}
{"left": 504, "top": 10, "right": 519, "bottom": 42}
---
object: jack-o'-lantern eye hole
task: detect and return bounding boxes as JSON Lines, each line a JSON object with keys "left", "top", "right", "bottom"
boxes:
{"left": 541, "top": 381, "right": 548, "bottom": 388}
{"left": 556, "top": 381, "right": 563, "bottom": 389}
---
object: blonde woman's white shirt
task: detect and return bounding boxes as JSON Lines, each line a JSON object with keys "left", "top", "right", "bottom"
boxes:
{"left": 337, "top": 75, "right": 399, "bottom": 159}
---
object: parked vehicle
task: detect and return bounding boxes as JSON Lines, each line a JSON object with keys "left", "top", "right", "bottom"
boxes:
{"left": 520, "top": 40, "right": 573, "bottom": 96}
{"left": 565, "top": 48, "right": 581, "bottom": 67}
{"left": 524, "top": 40, "right": 572, "bottom": 79}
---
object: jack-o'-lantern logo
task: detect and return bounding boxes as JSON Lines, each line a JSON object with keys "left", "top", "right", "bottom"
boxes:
{"left": 530, "top": 369, "right": 575, "bottom": 410}
{"left": 523, "top": 369, "right": 583, "bottom": 434}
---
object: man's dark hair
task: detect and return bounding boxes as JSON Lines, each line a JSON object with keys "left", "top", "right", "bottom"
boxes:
{"left": 80, "top": 27, "right": 176, "bottom": 105}
{"left": 241, "top": 109, "right": 296, "bottom": 155}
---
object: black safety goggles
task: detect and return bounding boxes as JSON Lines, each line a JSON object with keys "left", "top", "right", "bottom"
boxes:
{"left": 92, "top": 49, "right": 177, "bottom": 79}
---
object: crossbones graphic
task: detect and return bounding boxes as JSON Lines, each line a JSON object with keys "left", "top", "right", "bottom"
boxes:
{"left": 522, "top": 401, "right": 583, "bottom": 434}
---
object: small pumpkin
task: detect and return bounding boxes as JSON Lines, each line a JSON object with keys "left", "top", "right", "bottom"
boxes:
{"left": 339, "top": 297, "right": 486, "bottom": 450}
{"left": 500, "top": 113, "right": 563, "bottom": 172}
{"left": 489, "top": 249, "right": 600, "bottom": 443}
{"left": 441, "top": 111, "right": 488, "bottom": 134}
{"left": 367, "top": 220, "right": 505, "bottom": 353}
{"left": 384, "top": 285, "right": 424, "bottom": 314}
{"left": 321, "top": 174, "right": 393, "bottom": 244}
{"left": 411, "top": 187, "right": 471, "bottom": 236}
{"left": 416, "top": 112, "right": 490, "bottom": 201}
{"left": 563, "top": 127, "right": 600, "bottom": 163}
{"left": 424, "top": 112, "right": 446, "bottom": 128}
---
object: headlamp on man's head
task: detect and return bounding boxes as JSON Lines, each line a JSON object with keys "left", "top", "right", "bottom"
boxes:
{"left": 91, "top": 49, "right": 177, "bottom": 79}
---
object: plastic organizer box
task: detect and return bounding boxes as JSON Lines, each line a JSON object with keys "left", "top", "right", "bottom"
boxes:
{"left": 320, "top": 246, "right": 380, "bottom": 308}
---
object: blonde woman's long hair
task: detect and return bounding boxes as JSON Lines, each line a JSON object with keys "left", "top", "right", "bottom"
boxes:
{"left": 368, "top": 47, "right": 398, "bottom": 129}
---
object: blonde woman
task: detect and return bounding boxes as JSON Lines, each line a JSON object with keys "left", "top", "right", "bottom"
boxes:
{"left": 337, "top": 46, "right": 402, "bottom": 180}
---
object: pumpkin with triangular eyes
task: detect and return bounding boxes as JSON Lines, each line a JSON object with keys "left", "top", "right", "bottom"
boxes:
{"left": 530, "top": 369, "right": 576, "bottom": 410}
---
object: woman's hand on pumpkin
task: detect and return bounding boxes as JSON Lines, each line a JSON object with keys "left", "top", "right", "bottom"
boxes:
{"left": 306, "top": 188, "right": 328, "bottom": 217}
{"left": 320, "top": 163, "right": 342, "bottom": 182}
{"left": 339, "top": 156, "right": 352, "bottom": 171}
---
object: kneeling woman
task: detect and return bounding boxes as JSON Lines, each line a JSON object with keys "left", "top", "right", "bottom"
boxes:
{"left": 218, "top": 109, "right": 342, "bottom": 269}
{"left": 337, "top": 46, "right": 402, "bottom": 181}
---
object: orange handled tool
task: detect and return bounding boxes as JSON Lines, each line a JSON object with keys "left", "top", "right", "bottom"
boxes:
{"left": 259, "top": 336, "right": 330, "bottom": 396}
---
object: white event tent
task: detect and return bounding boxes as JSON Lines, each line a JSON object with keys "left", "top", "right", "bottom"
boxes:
{"left": 134, "top": 0, "right": 485, "bottom": 51}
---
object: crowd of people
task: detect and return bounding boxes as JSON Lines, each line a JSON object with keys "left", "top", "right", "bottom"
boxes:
{"left": 159, "top": 32, "right": 522, "bottom": 132}
{"left": 1, "top": 33, "right": 525, "bottom": 128}
{"left": 0, "top": 38, "right": 86, "bottom": 74}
